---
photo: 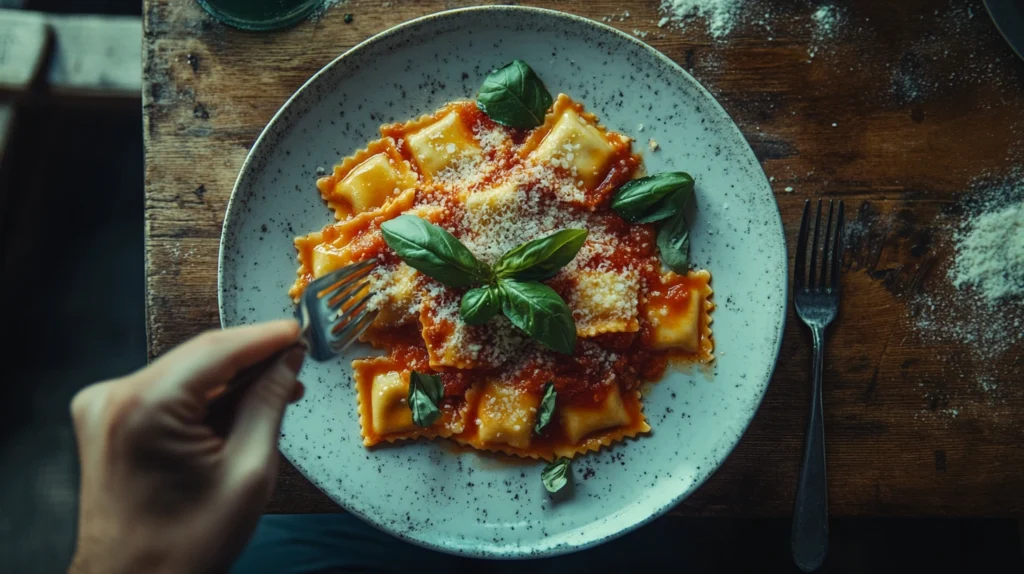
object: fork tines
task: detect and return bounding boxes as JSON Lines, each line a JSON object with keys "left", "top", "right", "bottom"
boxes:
{"left": 795, "top": 199, "right": 845, "bottom": 293}
{"left": 299, "top": 259, "right": 380, "bottom": 360}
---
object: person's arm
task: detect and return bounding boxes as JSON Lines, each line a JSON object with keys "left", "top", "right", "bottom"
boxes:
{"left": 68, "top": 320, "right": 305, "bottom": 574}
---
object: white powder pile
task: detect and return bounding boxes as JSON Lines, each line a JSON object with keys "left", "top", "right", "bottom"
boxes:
{"left": 658, "top": 0, "right": 743, "bottom": 39}
{"left": 949, "top": 203, "right": 1024, "bottom": 303}
{"left": 809, "top": 5, "right": 841, "bottom": 59}
{"left": 912, "top": 174, "right": 1024, "bottom": 360}
{"left": 811, "top": 5, "right": 839, "bottom": 36}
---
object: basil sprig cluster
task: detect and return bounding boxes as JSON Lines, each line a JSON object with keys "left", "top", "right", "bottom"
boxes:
{"left": 610, "top": 172, "right": 696, "bottom": 273}
{"left": 381, "top": 215, "right": 586, "bottom": 355}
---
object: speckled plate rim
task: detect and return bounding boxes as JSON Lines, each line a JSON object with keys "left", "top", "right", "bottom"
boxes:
{"left": 218, "top": 5, "right": 787, "bottom": 558}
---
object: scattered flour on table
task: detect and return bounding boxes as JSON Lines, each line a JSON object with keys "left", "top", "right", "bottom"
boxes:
{"left": 889, "top": 2, "right": 1020, "bottom": 104}
{"left": 809, "top": 5, "right": 841, "bottom": 59}
{"left": 912, "top": 172, "right": 1024, "bottom": 361}
{"left": 980, "top": 378, "right": 998, "bottom": 392}
{"left": 657, "top": 0, "right": 848, "bottom": 47}
{"left": 601, "top": 10, "right": 631, "bottom": 23}
{"left": 658, "top": 0, "right": 743, "bottom": 39}
{"left": 907, "top": 174, "right": 1022, "bottom": 424}
{"left": 978, "top": 377, "right": 1002, "bottom": 398}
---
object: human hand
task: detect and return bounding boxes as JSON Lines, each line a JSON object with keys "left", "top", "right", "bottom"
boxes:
{"left": 68, "top": 320, "right": 305, "bottom": 574}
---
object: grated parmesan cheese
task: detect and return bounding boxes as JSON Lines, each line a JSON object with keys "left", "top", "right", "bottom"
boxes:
{"left": 571, "top": 269, "right": 640, "bottom": 335}
{"left": 313, "top": 99, "right": 674, "bottom": 405}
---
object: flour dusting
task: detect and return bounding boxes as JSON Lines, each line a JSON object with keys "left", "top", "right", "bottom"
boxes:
{"left": 912, "top": 173, "right": 1024, "bottom": 360}
{"left": 889, "top": 2, "right": 1019, "bottom": 104}
{"left": 809, "top": 5, "right": 842, "bottom": 59}
{"left": 949, "top": 203, "right": 1024, "bottom": 304}
{"left": 658, "top": 0, "right": 743, "bottom": 39}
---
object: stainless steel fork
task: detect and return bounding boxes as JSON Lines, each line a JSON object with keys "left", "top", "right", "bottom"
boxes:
{"left": 206, "top": 259, "right": 379, "bottom": 434}
{"left": 791, "top": 199, "right": 845, "bottom": 572}
{"left": 296, "top": 258, "right": 380, "bottom": 361}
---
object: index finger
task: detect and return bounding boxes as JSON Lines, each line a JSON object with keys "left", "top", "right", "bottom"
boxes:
{"left": 148, "top": 320, "right": 301, "bottom": 399}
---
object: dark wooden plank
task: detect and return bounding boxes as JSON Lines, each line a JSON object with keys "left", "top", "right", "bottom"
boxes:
{"left": 144, "top": 0, "right": 1024, "bottom": 516}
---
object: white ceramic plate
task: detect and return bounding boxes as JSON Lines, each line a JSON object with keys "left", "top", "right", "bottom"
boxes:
{"left": 219, "top": 6, "right": 786, "bottom": 559}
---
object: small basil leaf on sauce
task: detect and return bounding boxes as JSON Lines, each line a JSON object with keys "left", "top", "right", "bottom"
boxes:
{"left": 610, "top": 172, "right": 694, "bottom": 224}
{"left": 534, "top": 381, "right": 557, "bottom": 434}
{"left": 541, "top": 457, "right": 571, "bottom": 494}
{"left": 381, "top": 214, "right": 492, "bottom": 288}
{"left": 476, "top": 60, "right": 554, "bottom": 129}
{"left": 495, "top": 229, "right": 588, "bottom": 281}
{"left": 460, "top": 285, "right": 503, "bottom": 326}
{"left": 499, "top": 279, "right": 577, "bottom": 355}
{"left": 408, "top": 371, "right": 444, "bottom": 428}
{"left": 657, "top": 210, "right": 691, "bottom": 274}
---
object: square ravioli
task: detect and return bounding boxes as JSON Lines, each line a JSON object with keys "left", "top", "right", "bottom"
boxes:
{"left": 520, "top": 94, "right": 635, "bottom": 207}
{"left": 472, "top": 380, "right": 540, "bottom": 449}
{"left": 570, "top": 269, "right": 641, "bottom": 337}
{"left": 353, "top": 357, "right": 470, "bottom": 447}
{"left": 405, "top": 111, "right": 482, "bottom": 176}
{"left": 380, "top": 101, "right": 511, "bottom": 192}
{"left": 288, "top": 189, "right": 415, "bottom": 301}
{"left": 559, "top": 384, "right": 632, "bottom": 445}
{"left": 642, "top": 270, "right": 715, "bottom": 359}
{"left": 317, "top": 138, "right": 418, "bottom": 220}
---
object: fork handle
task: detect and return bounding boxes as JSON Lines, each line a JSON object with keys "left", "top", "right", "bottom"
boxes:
{"left": 792, "top": 325, "right": 829, "bottom": 572}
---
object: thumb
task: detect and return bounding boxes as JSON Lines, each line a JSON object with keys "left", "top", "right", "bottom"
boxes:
{"left": 225, "top": 347, "right": 305, "bottom": 473}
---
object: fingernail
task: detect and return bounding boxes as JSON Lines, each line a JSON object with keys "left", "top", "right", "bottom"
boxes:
{"left": 283, "top": 347, "right": 305, "bottom": 374}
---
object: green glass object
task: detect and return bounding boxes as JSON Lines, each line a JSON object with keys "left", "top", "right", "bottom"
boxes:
{"left": 197, "top": 0, "right": 324, "bottom": 31}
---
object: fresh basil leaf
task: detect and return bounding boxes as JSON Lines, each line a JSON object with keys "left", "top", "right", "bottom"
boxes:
{"left": 408, "top": 371, "right": 444, "bottom": 427}
{"left": 644, "top": 178, "right": 695, "bottom": 225}
{"left": 657, "top": 210, "right": 691, "bottom": 274}
{"left": 381, "top": 214, "right": 492, "bottom": 288}
{"left": 541, "top": 457, "right": 571, "bottom": 494}
{"left": 460, "top": 285, "right": 502, "bottom": 326}
{"left": 534, "top": 381, "right": 557, "bottom": 434}
{"left": 611, "top": 172, "right": 694, "bottom": 223}
{"left": 476, "top": 60, "right": 554, "bottom": 129}
{"left": 495, "top": 229, "right": 588, "bottom": 281}
{"left": 498, "top": 279, "right": 576, "bottom": 355}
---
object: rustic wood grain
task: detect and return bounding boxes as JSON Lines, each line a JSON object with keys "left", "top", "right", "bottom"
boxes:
{"left": 144, "top": 0, "right": 1024, "bottom": 516}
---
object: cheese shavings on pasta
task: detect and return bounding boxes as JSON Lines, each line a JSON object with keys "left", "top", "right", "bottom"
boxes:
{"left": 291, "top": 95, "right": 714, "bottom": 461}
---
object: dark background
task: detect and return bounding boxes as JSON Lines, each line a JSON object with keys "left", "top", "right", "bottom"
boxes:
{"left": 0, "top": 1, "right": 1021, "bottom": 572}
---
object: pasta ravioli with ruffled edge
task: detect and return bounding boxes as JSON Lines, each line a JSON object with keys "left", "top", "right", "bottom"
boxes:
{"left": 290, "top": 91, "right": 714, "bottom": 462}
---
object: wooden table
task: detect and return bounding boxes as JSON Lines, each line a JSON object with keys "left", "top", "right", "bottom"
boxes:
{"left": 144, "top": 0, "right": 1024, "bottom": 516}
